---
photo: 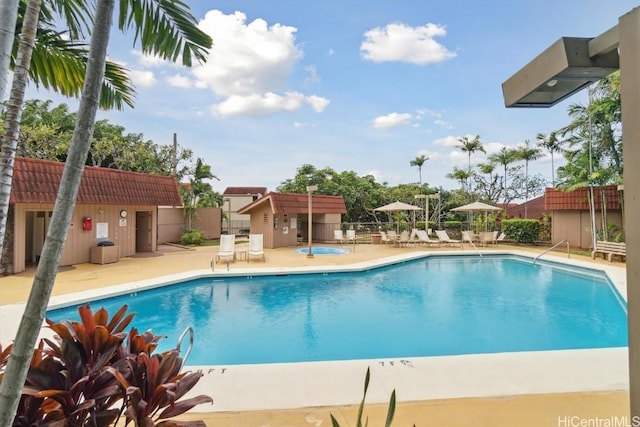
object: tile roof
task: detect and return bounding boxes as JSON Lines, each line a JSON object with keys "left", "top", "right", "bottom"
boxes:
{"left": 545, "top": 185, "right": 622, "bottom": 210}
{"left": 223, "top": 187, "right": 267, "bottom": 195}
{"left": 9, "top": 157, "right": 183, "bottom": 206}
{"left": 237, "top": 192, "right": 347, "bottom": 214}
{"left": 504, "top": 195, "right": 547, "bottom": 219}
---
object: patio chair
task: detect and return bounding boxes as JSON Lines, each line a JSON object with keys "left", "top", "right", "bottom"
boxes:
{"left": 397, "top": 231, "right": 411, "bottom": 247}
{"left": 461, "top": 230, "right": 478, "bottom": 246}
{"left": 435, "top": 230, "right": 462, "bottom": 247}
{"left": 379, "top": 231, "right": 392, "bottom": 244}
{"left": 248, "top": 233, "right": 265, "bottom": 262}
{"left": 416, "top": 230, "right": 441, "bottom": 247}
{"left": 216, "top": 234, "right": 236, "bottom": 263}
{"left": 386, "top": 230, "right": 398, "bottom": 242}
{"left": 334, "top": 229, "right": 345, "bottom": 244}
{"left": 346, "top": 229, "right": 356, "bottom": 244}
{"left": 497, "top": 232, "right": 507, "bottom": 243}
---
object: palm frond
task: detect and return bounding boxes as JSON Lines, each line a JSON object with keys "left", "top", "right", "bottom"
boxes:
{"left": 118, "top": 0, "right": 212, "bottom": 67}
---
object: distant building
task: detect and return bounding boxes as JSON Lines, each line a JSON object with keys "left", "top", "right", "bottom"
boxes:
{"left": 238, "top": 192, "right": 347, "bottom": 249}
{"left": 504, "top": 196, "right": 547, "bottom": 220}
{"left": 222, "top": 187, "right": 267, "bottom": 234}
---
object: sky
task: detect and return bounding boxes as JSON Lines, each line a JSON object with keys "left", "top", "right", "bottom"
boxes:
{"left": 24, "top": 0, "right": 639, "bottom": 196}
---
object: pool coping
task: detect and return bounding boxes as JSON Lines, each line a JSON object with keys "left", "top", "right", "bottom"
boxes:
{"left": 0, "top": 250, "right": 629, "bottom": 412}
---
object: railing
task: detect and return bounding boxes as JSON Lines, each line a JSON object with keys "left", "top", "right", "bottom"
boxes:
{"left": 462, "top": 233, "right": 483, "bottom": 259}
{"left": 176, "top": 326, "right": 194, "bottom": 369}
{"left": 533, "top": 240, "right": 570, "bottom": 265}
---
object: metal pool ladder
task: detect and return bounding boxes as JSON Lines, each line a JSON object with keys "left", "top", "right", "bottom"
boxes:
{"left": 176, "top": 326, "right": 194, "bottom": 369}
{"left": 533, "top": 240, "right": 569, "bottom": 265}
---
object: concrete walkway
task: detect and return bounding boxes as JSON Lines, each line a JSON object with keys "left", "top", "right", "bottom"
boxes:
{"left": 0, "top": 242, "right": 630, "bottom": 426}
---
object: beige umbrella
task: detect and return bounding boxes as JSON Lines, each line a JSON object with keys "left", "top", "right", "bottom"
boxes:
{"left": 374, "top": 201, "right": 422, "bottom": 232}
{"left": 451, "top": 201, "right": 502, "bottom": 232}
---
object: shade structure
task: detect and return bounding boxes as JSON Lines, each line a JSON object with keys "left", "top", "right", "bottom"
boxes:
{"left": 451, "top": 201, "right": 502, "bottom": 232}
{"left": 451, "top": 201, "right": 503, "bottom": 212}
{"left": 374, "top": 201, "right": 422, "bottom": 232}
{"left": 373, "top": 201, "right": 422, "bottom": 212}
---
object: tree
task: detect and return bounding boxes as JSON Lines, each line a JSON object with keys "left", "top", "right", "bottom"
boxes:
{"left": 457, "top": 134, "right": 485, "bottom": 176}
{"left": 0, "top": 0, "right": 19, "bottom": 103}
{"left": 183, "top": 157, "right": 220, "bottom": 230}
{"left": 516, "top": 139, "right": 543, "bottom": 218}
{"left": 536, "top": 131, "right": 564, "bottom": 187}
{"left": 0, "top": 0, "right": 212, "bottom": 423}
{"left": 409, "top": 154, "right": 428, "bottom": 186}
{"left": 488, "top": 146, "right": 518, "bottom": 208}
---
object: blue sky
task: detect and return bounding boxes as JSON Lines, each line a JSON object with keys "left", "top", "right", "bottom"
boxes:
{"left": 27, "top": 0, "right": 639, "bottom": 195}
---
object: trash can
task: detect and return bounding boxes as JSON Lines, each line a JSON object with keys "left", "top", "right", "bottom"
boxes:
{"left": 371, "top": 234, "right": 382, "bottom": 245}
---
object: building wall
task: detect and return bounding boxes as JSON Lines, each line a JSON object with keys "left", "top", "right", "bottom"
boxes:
{"left": 157, "top": 207, "right": 221, "bottom": 243}
{"left": 11, "top": 203, "right": 157, "bottom": 274}
{"left": 248, "top": 204, "right": 275, "bottom": 248}
{"left": 551, "top": 210, "right": 624, "bottom": 249}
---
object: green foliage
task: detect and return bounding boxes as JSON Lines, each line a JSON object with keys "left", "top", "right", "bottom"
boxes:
{"left": 501, "top": 219, "right": 542, "bottom": 243}
{"left": 0, "top": 305, "right": 211, "bottom": 426}
{"left": 443, "top": 221, "right": 462, "bottom": 230}
{"left": 181, "top": 229, "right": 204, "bottom": 245}
{"left": 330, "top": 368, "right": 398, "bottom": 427}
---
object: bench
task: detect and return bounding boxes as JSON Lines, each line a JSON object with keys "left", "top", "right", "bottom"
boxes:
{"left": 592, "top": 240, "right": 626, "bottom": 262}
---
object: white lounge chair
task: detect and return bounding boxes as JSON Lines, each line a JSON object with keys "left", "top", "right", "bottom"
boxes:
{"left": 435, "top": 230, "right": 462, "bottom": 247}
{"left": 416, "top": 230, "right": 441, "bottom": 247}
{"left": 334, "top": 229, "right": 345, "bottom": 244}
{"left": 248, "top": 233, "right": 265, "bottom": 262}
{"left": 216, "top": 234, "right": 236, "bottom": 263}
{"left": 346, "top": 229, "right": 356, "bottom": 244}
{"left": 397, "top": 231, "right": 411, "bottom": 247}
{"left": 461, "top": 230, "right": 479, "bottom": 246}
{"left": 379, "top": 231, "right": 392, "bottom": 244}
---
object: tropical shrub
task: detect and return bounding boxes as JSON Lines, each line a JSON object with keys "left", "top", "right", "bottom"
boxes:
{"left": 443, "top": 221, "right": 462, "bottom": 230}
{"left": 0, "top": 305, "right": 212, "bottom": 426}
{"left": 181, "top": 229, "right": 204, "bottom": 245}
{"left": 501, "top": 219, "right": 542, "bottom": 243}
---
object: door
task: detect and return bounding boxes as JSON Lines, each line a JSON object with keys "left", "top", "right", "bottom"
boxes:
{"left": 136, "top": 211, "right": 152, "bottom": 252}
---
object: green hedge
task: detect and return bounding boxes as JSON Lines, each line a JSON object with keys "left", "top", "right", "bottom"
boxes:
{"left": 181, "top": 229, "right": 204, "bottom": 245}
{"left": 501, "top": 219, "right": 541, "bottom": 244}
{"left": 443, "top": 221, "right": 462, "bottom": 230}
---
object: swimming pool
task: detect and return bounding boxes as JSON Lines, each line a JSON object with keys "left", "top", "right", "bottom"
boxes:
{"left": 47, "top": 254, "right": 627, "bottom": 366}
{"left": 295, "top": 246, "right": 348, "bottom": 255}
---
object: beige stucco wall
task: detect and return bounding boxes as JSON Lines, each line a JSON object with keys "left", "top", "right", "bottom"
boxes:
{"left": 157, "top": 207, "right": 222, "bottom": 243}
{"left": 12, "top": 203, "right": 157, "bottom": 273}
{"left": 551, "top": 210, "right": 624, "bottom": 249}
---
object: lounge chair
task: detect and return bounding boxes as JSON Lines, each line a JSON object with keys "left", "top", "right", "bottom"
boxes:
{"left": 379, "top": 231, "right": 392, "bottom": 244}
{"left": 334, "top": 229, "right": 345, "bottom": 244}
{"left": 386, "top": 230, "right": 398, "bottom": 243}
{"left": 497, "top": 232, "right": 506, "bottom": 243}
{"left": 435, "top": 230, "right": 462, "bottom": 247}
{"left": 461, "top": 230, "right": 478, "bottom": 246}
{"left": 397, "top": 231, "right": 411, "bottom": 247}
{"left": 346, "top": 229, "right": 356, "bottom": 244}
{"left": 248, "top": 233, "right": 265, "bottom": 262}
{"left": 416, "top": 230, "right": 441, "bottom": 247}
{"left": 216, "top": 234, "right": 236, "bottom": 263}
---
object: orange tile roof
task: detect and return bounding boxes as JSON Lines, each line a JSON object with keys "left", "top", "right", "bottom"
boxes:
{"left": 237, "top": 192, "right": 347, "bottom": 214}
{"left": 545, "top": 185, "right": 622, "bottom": 210}
{"left": 9, "top": 157, "right": 183, "bottom": 206}
{"left": 223, "top": 187, "right": 267, "bottom": 195}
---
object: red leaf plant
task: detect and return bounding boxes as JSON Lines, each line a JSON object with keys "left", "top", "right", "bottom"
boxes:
{"left": 0, "top": 305, "right": 212, "bottom": 426}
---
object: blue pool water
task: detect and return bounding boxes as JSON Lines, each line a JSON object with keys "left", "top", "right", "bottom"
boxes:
{"left": 47, "top": 255, "right": 627, "bottom": 365}
{"left": 295, "top": 246, "right": 348, "bottom": 255}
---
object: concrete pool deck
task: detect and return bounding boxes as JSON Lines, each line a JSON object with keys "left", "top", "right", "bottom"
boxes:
{"left": 0, "top": 242, "right": 631, "bottom": 426}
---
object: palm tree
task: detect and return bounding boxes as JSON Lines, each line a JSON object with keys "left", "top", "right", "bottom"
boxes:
{"left": 185, "top": 158, "right": 219, "bottom": 230}
{"left": 489, "top": 146, "right": 518, "bottom": 208}
{"left": 0, "top": 0, "right": 20, "bottom": 102}
{"left": 516, "top": 139, "right": 543, "bottom": 218}
{"left": 536, "top": 131, "right": 564, "bottom": 187}
{"left": 0, "top": 0, "right": 212, "bottom": 423}
{"left": 457, "top": 134, "right": 485, "bottom": 193}
{"left": 409, "top": 154, "right": 429, "bottom": 187}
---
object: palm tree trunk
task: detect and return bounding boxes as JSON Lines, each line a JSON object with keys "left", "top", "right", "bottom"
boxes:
{"left": 0, "top": 0, "right": 20, "bottom": 105}
{"left": 0, "top": 0, "right": 41, "bottom": 269}
{"left": 0, "top": 0, "right": 114, "bottom": 423}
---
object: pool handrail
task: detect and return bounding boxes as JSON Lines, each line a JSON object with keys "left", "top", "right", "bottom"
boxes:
{"left": 176, "top": 326, "right": 194, "bottom": 369}
{"left": 533, "top": 240, "right": 570, "bottom": 265}
{"left": 462, "top": 231, "right": 483, "bottom": 259}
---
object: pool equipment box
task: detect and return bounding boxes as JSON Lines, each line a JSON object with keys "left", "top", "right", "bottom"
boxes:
{"left": 90, "top": 245, "right": 119, "bottom": 264}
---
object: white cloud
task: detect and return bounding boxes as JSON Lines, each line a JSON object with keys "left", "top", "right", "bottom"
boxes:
{"left": 294, "top": 121, "right": 316, "bottom": 128}
{"left": 166, "top": 74, "right": 194, "bottom": 88}
{"left": 306, "top": 95, "right": 330, "bottom": 112}
{"left": 131, "top": 51, "right": 170, "bottom": 68}
{"left": 304, "top": 65, "right": 320, "bottom": 84}
{"left": 372, "top": 112, "right": 413, "bottom": 129}
{"left": 129, "top": 70, "right": 157, "bottom": 88}
{"left": 361, "top": 22, "right": 457, "bottom": 65}
{"left": 195, "top": 10, "right": 302, "bottom": 97}
{"left": 434, "top": 119, "right": 453, "bottom": 129}
{"left": 433, "top": 135, "right": 459, "bottom": 147}
{"left": 211, "top": 92, "right": 308, "bottom": 116}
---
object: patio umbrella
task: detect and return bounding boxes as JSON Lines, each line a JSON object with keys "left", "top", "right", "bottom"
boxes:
{"left": 374, "top": 201, "right": 422, "bottom": 232}
{"left": 451, "top": 201, "right": 502, "bottom": 232}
